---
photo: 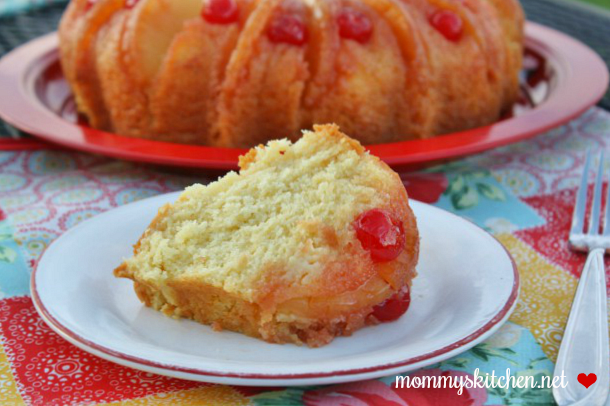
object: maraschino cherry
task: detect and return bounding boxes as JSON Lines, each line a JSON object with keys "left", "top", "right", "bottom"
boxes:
{"left": 372, "top": 286, "right": 411, "bottom": 322}
{"left": 267, "top": 14, "right": 308, "bottom": 45}
{"left": 202, "top": 0, "right": 239, "bottom": 24}
{"left": 429, "top": 10, "right": 463, "bottom": 42}
{"left": 354, "top": 209, "right": 405, "bottom": 262}
{"left": 338, "top": 8, "right": 373, "bottom": 43}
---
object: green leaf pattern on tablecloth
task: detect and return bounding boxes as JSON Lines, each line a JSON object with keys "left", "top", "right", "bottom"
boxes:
{"left": 426, "top": 323, "right": 555, "bottom": 406}
{"left": 0, "top": 220, "right": 29, "bottom": 297}
{"left": 443, "top": 167, "right": 507, "bottom": 211}
{"left": 252, "top": 388, "right": 312, "bottom": 406}
{"left": 0, "top": 228, "right": 16, "bottom": 263}
{"left": 431, "top": 161, "right": 545, "bottom": 230}
{"left": 0, "top": 246, "right": 16, "bottom": 263}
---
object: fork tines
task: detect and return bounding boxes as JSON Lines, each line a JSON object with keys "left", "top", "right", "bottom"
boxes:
{"left": 570, "top": 150, "right": 610, "bottom": 251}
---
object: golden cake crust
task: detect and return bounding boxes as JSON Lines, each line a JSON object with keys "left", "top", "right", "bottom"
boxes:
{"left": 114, "top": 124, "right": 419, "bottom": 347}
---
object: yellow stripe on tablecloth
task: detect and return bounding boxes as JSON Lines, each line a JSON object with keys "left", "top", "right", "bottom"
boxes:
{"left": 99, "top": 386, "right": 251, "bottom": 406}
{"left": 497, "top": 233, "right": 577, "bottom": 362}
{"left": 0, "top": 342, "right": 25, "bottom": 406}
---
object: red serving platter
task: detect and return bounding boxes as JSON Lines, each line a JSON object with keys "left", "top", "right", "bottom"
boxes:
{"left": 0, "top": 22, "right": 607, "bottom": 170}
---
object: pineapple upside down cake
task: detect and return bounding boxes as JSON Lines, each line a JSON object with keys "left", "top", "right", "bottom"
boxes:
{"left": 59, "top": 0, "right": 524, "bottom": 148}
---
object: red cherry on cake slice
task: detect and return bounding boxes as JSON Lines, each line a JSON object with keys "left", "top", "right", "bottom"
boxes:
{"left": 338, "top": 8, "right": 373, "bottom": 44}
{"left": 202, "top": 0, "right": 239, "bottom": 24}
{"left": 354, "top": 209, "right": 405, "bottom": 262}
{"left": 372, "top": 286, "right": 411, "bottom": 322}
{"left": 429, "top": 10, "right": 463, "bottom": 42}
{"left": 267, "top": 14, "right": 308, "bottom": 45}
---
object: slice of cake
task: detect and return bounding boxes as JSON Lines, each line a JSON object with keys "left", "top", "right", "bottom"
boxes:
{"left": 115, "top": 124, "right": 419, "bottom": 347}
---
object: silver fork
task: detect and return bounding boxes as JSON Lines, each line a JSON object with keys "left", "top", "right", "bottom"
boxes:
{"left": 553, "top": 151, "right": 610, "bottom": 406}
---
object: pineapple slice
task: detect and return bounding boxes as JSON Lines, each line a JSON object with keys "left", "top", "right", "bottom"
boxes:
{"left": 150, "top": 18, "right": 241, "bottom": 144}
{"left": 58, "top": 0, "right": 88, "bottom": 85}
{"left": 303, "top": 0, "right": 411, "bottom": 145}
{"left": 217, "top": 0, "right": 312, "bottom": 148}
{"left": 123, "top": 0, "right": 203, "bottom": 87}
{"left": 71, "top": 0, "right": 126, "bottom": 130}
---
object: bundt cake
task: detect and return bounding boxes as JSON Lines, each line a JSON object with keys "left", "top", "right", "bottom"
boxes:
{"left": 114, "top": 124, "right": 419, "bottom": 347}
{"left": 59, "top": 0, "right": 524, "bottom": 148}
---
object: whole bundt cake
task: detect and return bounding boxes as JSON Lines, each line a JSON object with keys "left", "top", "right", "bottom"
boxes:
{"left": 114, "top": 124, "right": 419, "bottom": 346}
{"left": 59, "top": 0, "right": 524, "bottom": 148}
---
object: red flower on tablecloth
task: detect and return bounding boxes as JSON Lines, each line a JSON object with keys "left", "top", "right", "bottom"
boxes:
{"left": 402, "top": 173, "right": 449, "bottom": 204}
{"left": 0, "top": 297, "right": 202, "bottom": 406}
{"left": 0, "top": 207, "right": 6, "bottom": 221}
{"left": 516, "top": 187, "right": 610, "bottom": 280}
{"left": 303, "top": 369, "right": 487, "bottom": 406}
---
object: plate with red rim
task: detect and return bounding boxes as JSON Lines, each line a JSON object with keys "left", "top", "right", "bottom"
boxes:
{"left": 1, "top": 22, "right": 606, "bottom": 170}
{"left": 32, "top": 192, "right": 518, "bottom": 386}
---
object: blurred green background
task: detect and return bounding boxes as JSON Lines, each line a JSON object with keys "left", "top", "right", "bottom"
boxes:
{"left": 576, "top": 0, "right": 610, "bottom": 10}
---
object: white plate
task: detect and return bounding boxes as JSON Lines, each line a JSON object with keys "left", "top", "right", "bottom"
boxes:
{"left": 32, "top": 192, "right": 519, "bottom": 386}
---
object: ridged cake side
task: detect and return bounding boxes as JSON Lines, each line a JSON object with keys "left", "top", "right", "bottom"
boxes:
{"left": 59, "top": 0, "right": 524, "bottom": 147}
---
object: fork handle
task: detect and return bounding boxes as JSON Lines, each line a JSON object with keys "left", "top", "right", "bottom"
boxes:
{"left": 553, "top": 248, "right": 610, "bottom": 406}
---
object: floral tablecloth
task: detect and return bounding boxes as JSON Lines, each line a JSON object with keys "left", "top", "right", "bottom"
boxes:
{"left": 0, "top": 107, "right": 609, "bottom": 405}
{"left": 0, "top": 0, "right": 65, "bottom": 17}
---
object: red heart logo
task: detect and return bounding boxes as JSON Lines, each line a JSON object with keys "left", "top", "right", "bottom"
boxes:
{"left": 578, "top": 373, "right": 597, "bottom": 388}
